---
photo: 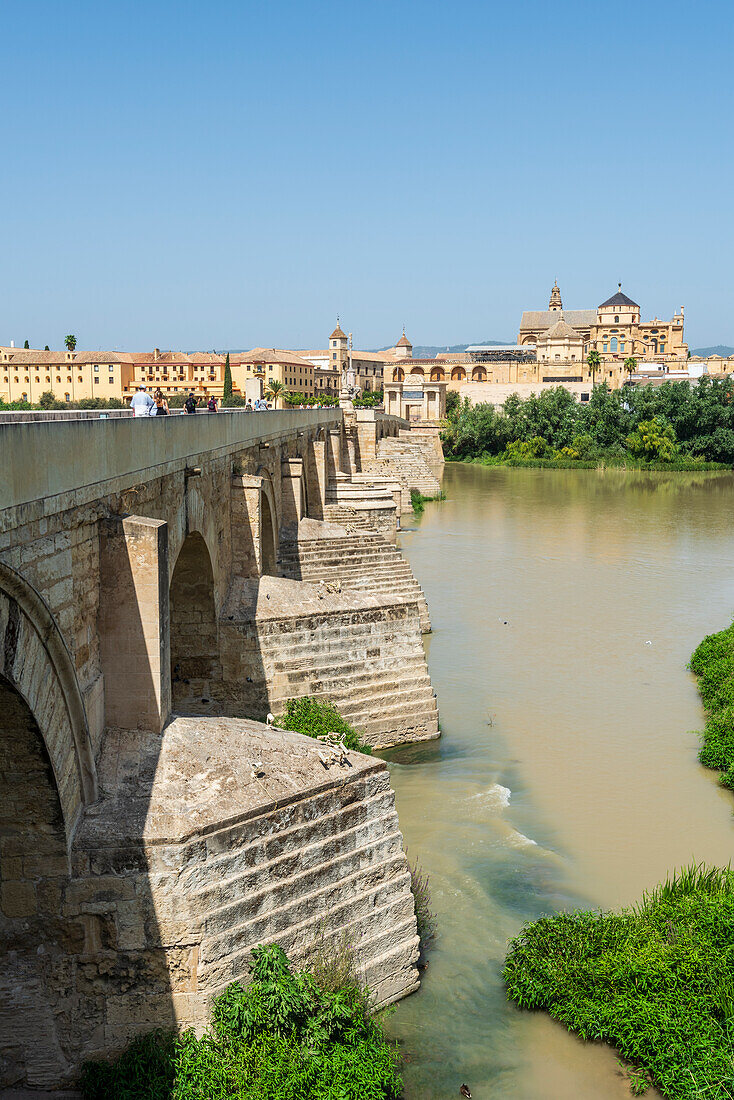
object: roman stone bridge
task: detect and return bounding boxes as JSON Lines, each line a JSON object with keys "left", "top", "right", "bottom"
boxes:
{"left": 0, "top": 407, "right": 444, "bottom": 1090}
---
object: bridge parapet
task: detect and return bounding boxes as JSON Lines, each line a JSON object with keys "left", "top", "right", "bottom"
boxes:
{"left": 0, "top": 408, "right": 342, "bottom": 519}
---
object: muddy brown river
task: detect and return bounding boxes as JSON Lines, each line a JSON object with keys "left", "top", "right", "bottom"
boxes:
{"left": 384, "top": 462, "right": 734, "bottom": 1099}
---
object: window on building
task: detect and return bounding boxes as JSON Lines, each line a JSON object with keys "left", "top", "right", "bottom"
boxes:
{"left": 109, "top": 364, "right": 114, "bottom": 371}
{"left": 581, "top": 392, "right": 590, "bottom": 402}
{"left": 332, "top": 352, "right": 336, "bottom": 360}
{"left": 660, "top": 343, "right": 665, "bottom": 353}
{"left": 603, "top": 343, "right": 608, "bottom": 352}
{"left": 94, "top": 377, "right": 99, "bottom": 384}
{"left": 78, "top": 376, "right": 82, "bottom": 382}
{"left": 108, "top": 377, "right": 114, "bottom": 384}
{"left": 614, "top": 316, "right": 619, "bottom": 323}
{"left": 46, "top": 375, "right": 50, "bottom": 382}
{"left": 620, "top": 342, "right": 625, "bottom": 353}
{"left": 94, "top": 364, "right": 99, "bottom": 372}
{"left": 610, "top": 338, "right": 618, "bottom": 352}
{"left": 56, "top": 376, "right": 60, "bottom": 383}
{"left": 67, "top": 375, "right": 71, "bottom": 382}
{"left": 21, "top": 392, "right": 28, "bottom": 401}
{"left": 35, "top": 376, "right": 39, "bottom": 382}
{"left": 65, "top": 393, "right": 70, "bottom": 402}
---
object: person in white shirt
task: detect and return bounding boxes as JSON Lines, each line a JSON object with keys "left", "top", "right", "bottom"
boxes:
{"left": 130, "top": 385, "right": 155, "bottom": 417}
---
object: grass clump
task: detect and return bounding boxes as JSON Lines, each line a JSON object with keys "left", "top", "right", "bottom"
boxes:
{"left": 81, "top": 944, "right": 402, "bottom": 1100}
{"left": 407, "top": 854, "right": 437, "bottom": 951}
{"left": 503, "top": 863, "right": 734, "bottom": 1098}
{"left": 690, "top": 621, "right": 734, "bottom": 789}
{"left": 410, "top": 488, "right": 446, "bottom": 514}
{"left": 277, "top": 695, "right": 372, "bottom": 754}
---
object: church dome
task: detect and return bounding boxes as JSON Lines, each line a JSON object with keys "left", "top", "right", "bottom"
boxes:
{"left": 544, "top": 317, "right": 580, "bottom": 340}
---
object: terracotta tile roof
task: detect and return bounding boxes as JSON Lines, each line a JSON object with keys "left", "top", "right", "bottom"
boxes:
{"left": 233, "top": 348, "right": 316, "bottom": 368}
{"left": 519, "top": 309, "right": 596, "bottom": 331}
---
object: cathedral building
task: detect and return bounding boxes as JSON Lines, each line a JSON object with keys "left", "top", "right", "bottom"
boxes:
{"left": 518, "top": 282, "right": 687, "bottom": 362}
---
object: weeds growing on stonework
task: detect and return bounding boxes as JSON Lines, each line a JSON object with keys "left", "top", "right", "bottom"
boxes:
{"left": 277, "top": 695, "right": 372, "bottom": 754}
{"left": 503, "top": 863, "right": 734, "bottom": 1098}
{"left": 407, "top": 853, "right": 438, "bottom": 951}
{"left": 80, "top": 944, "right": 402, "bottom": 1100}
{"left": 410, "top": 488, "right": 446, "bottom": 514}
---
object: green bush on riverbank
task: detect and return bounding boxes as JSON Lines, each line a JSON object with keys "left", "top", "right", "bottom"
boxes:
{"left": 504, "top": 864, "right": 734, "bottom": 1099}
{"left": 441, "top": 381, "right": 734, "bottom": 468}
{"left": 81, "top": 944, "right": 402, "bottom": 1100}
{"left": 690, "top": 621, "right": 734, "bottom": 789}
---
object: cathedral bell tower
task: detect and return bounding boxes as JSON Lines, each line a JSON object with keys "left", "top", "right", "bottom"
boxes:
{"left": 329, "top": 317, "right": 349, "bottom": 377}
{"left": 549, "top": 281, "right": 563, "bottom": 312}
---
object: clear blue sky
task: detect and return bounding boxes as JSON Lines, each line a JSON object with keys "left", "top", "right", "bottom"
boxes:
{"left": 2, "top": 0, "right": 732, "bottom": 351}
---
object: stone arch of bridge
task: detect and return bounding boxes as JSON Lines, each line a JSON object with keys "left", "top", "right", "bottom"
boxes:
{"left": 257, "top": 467, "right": 279, "bottom": 576}
{"left": 0, "top": 673, "right": 76, "bottom": 1088}
{"left": 0, "top": 562, "right": 97, "bottom": 849}
{"left": 169, "top": 531, "right": 222, "bottom": 708}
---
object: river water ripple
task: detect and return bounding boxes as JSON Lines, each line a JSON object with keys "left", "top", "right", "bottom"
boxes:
{"left": 384, "top": 463, "right": 734, "bottom": 1100}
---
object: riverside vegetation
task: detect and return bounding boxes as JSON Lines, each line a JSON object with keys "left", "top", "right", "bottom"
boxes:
{"left": 504, "top": 864, "right": 734, "bottom": 1099}
{"left": 690, "top": 620, "right": 734, "bottom": 790}
{"left": 80, "top": 945, "right": 403, "bottom": 1100}
{"left": 442, "top": 380, "right": 734, "bottom": 469}
{"left": 501, "top": 626, "right": 734, "bottom": 1098}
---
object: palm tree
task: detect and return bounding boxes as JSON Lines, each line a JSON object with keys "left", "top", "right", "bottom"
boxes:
{"left": 264, "top": 379, "right": 284, "bottom": 408}
{"left": 64, "top": 334, "right": 77, "bottom": 352}
{"left": 586, "top": 349, "right": 601, "bottom": 387}
{"left": 624, "top": 356, "right": 638, "bottom": 385}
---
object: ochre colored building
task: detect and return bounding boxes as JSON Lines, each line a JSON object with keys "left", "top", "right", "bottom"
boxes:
{"left": 518, "top": 282, "right": 688, "bottom": 363}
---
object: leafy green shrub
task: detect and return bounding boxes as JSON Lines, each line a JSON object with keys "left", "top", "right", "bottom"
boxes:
{"left": 690, "top": 621, "right": 734, "bottom": 783}
{"left": 80, "top": 1030, "right": 176, "bottom": 1099}
{"left": 82, "top": 945, "right": 402, "bottom": 1100}
{"left": 626, "top": 416, "right": 678, "bottom": 461}
{"left": 504, "top": 864, "right": 734, "bottom": 1099}
{"left": 277, "top": 696, "right": 371, "bottom": 754}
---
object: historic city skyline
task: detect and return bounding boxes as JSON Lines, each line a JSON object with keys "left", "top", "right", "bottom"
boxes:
{"left": 2, "top": 1, "right": 733, "bottom": 351}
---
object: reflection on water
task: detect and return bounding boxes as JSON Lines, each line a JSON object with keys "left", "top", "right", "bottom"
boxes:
{"left": 384, "top": 464, "right": 734, "bottom": 1099}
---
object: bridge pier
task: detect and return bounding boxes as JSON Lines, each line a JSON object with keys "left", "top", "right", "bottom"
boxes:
{"left": 0, "top": 409, "right": 444, "bottom": 1088}
{"left": 99, "top": 516, "right": 171, "bottom": 734}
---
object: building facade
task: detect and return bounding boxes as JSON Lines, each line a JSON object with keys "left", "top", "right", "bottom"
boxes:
{"left": 518, "top": 282, "right": 688, "bottom": 363}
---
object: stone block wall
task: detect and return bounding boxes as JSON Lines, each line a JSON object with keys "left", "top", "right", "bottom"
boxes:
{"left": 4, "top": 716, "right": 420, "bottom": 1087}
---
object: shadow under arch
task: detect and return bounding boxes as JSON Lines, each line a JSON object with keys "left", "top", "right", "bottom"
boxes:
{"left": 0, "top": 562, "right": 97, "bottom": 845}
{"left": 0, "top": 674, "right": 76, "bottom": 1088}
{"left": 170, "top": 531, "right": 223, "bottom": 710}
{"left": 256, "top": 466, "right": 279, "bottom": 576}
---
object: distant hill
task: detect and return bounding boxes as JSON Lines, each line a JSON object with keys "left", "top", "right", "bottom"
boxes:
{"left": 369, "top": 341, "right": 513, "bottom": 358}
{"left": 692, "top": 345, "right": 734, "bottom": 358}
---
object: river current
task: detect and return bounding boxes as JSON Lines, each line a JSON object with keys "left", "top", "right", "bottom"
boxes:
{"left": 384, "top": 462, "right": 734, "bottom": 1100}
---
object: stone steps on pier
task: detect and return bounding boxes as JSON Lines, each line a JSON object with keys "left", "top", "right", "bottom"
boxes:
{"left": 184, "top": 762, "right": 419, "bottom": 1005}
{"left": 279, "top": 526, "right": 431, "bottom": 632}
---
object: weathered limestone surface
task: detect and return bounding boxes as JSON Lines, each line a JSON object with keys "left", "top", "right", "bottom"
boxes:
{"left": 220, "top": 576, "right": 439, "bottom": 749}
{"left": 362, "top": 430, "right": 443, "bottom": 502}
{"left": 0, "top": 409, "right": 443, "bottom": 1089}
{"left": 1, "top": 716, "right": 419, "bottom": 1087}
{"left": 280, "top": 518, "right": 431, "bottom": 632}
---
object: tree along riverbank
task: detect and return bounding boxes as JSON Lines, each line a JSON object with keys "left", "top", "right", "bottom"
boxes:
{"left": 441, "top": 380, "right": 734, "bottom": 470}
